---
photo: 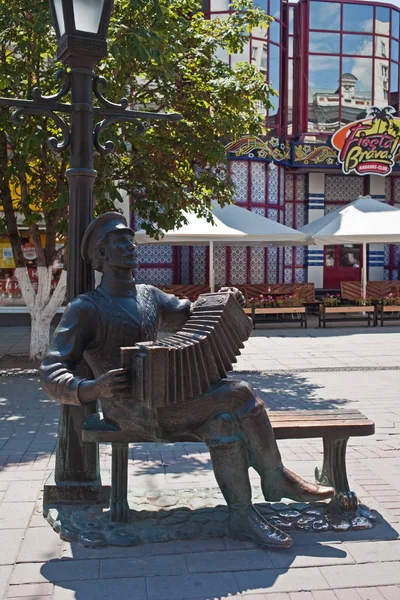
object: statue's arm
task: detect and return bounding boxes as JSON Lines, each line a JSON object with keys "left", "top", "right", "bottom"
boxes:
{"left": 153, "top": 287, "right": 192, "bottom": 332}
{"left": 40, "top": 298, "right": 98, "bottom": 406}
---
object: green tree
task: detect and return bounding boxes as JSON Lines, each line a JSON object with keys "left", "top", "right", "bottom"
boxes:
{"left": 0, "top": 0, "right": 274, "bottom": 358}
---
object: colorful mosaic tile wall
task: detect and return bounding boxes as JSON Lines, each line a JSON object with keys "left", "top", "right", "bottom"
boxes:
{"left": 131, "top": 162, "right": 309, "bottom": 287}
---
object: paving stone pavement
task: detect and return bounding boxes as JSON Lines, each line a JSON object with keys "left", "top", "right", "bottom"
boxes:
{"left": 0, "top": 325, "right": 399, "bottom": 599}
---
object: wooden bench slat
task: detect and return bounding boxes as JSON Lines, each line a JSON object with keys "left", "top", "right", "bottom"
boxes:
{"left": 269, "top": 409, "right": 362, "bottom": 415}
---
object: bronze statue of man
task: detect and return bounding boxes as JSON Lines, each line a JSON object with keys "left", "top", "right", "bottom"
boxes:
{"left": 41, "top": 212, "right": 334, "bottom": 549}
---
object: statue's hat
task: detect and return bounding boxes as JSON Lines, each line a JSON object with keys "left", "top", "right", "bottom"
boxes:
{"left": 81, "top": 212, "right": 135, "bottom": 264}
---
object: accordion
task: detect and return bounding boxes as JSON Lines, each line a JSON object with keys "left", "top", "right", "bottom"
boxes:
{"left": 120, "top": 292, "right": 253, "bottom": 409}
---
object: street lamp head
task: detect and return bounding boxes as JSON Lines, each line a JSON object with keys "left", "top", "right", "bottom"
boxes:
{"left": 49, "top": 0, "right": 114, "bottom": 67}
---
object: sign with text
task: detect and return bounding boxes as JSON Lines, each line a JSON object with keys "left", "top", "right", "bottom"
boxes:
{"left": 331, "top": 106, "right": 400, "bottom": 176}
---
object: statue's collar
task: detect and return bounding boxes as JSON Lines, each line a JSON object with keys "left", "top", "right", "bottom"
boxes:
{"left": 99, "top": 277, "right": 137, "bottom": 297}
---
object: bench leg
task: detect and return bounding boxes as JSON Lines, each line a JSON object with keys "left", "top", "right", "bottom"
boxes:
{"left": 111, "top": 442, "right": 129, "bottom": 522}
{"left": 315, "top": 437, "right": 358, "bottom": 512}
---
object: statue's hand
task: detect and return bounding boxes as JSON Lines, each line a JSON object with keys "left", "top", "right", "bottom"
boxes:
{"left": 78, "top": 368, "right": 130, "bottom": 404}
{"left": 219, "top": 286, "right": 246, "bottom": 308}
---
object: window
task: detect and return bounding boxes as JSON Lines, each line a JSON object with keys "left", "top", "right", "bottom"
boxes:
{"left": 381, "top": 40, "right": 387, "bottom": 57}
{"left": 252, "top": 46, "right": 258, "bottom": 61}
{"left": 309, "top": 1, "right": 340, "bottom": 31}
{"left": 382, "top": 64, "right": 388, "bottom": 77}
{"left": 260, "top": 45, "right": 268, "bottom": 71}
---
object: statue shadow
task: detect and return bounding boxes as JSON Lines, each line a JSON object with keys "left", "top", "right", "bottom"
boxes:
{"left": 231, "top": 371, "right": 350, "bottom": 411}
{"left": 38, "top": 503, "right": 399, "bottom": 600}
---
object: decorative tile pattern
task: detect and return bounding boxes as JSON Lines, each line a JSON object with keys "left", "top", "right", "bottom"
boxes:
{"left": 268, "top": 208, "right": 279, "bottom": 222}
{"left": 295, "top": 246, "right": 306, "bottom": 265}
{"left": 135, "top": 267, "right": 173, "bottom": 285}
{"left": 137, "top": 245, "right": 173, "bottom": 263}
{"left": 268, "top": 165, "right": 279, "bottom": 204}
{"left": 295, "top": 204, "right": 306, "bottom": 227}
{"left": 295, "top": 268, "right": 306, "bottom": 283}
{"left": 295, "top": 174, "right": 306, "bottom": 200}
{"left": 279, "top": 165, "right": 285, "bottom": 205}
{"left": 285, "top": 173, "right": 294, "bottom": 201}
{"left": 230, "top": 161, "right": 248, "bottom": 203}
{"left": 284, "top": 247, "right": 292, "bottom": 265}
{"left": 325, "top": 175, "right": 363, "bottom": 202}
{"left": 394, "top": 178, "right": 400, "bottom": 203}
{"left": 181, "top": 247, "right": 190, "bottom": 284}
{"left": 385, "top": 177, "right": 392, "bottom": 203}
{"left": 251, "top": 206, "right": 265, "bottom": 216}
{"left": 285, "top": 203, "right": 293, "bottom": 228}
{"left": 230, "top": 246, "right": 247, "bottom": 284}
{"left": 193, "top": 246, "right": 207, "bottom": 284}
{"left": 384, "top": 268, "right": 389, "bottom": 280}
{"left": 214, "top": 245, "right": 226, "bottom": 287}
{"left": 251, "top": 247, "right": 265, "bottom": 283}
{"left": 284, "top": 268, "right": 292, "bottom": 283}
{"left": 267, "top": 247, "right": 278, "bottom": 283}
{"left": 384, "top": 244, "right": 390, "bottom": 267}
{"left": 132, "top": 213, "right": 145, "bottom": 232}
{"left": 251, "top": 162, "right": 266, "bottom": 204}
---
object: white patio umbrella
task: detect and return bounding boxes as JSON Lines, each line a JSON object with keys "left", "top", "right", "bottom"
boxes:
{"left": 135, "top": 202, "right": 308, "bottom": 291}
{"left": 300, "top": 195, "right": 400, "bottom": 299}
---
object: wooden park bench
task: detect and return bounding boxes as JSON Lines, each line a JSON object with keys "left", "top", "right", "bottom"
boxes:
{"left": 82, "top": 407, "right": 374, "bottom": 521}
{"left": 319, "top": 304, "right": 376, "bottom": 327}
{"left": 249, "top": 306, "right": 307, "bottom": 328}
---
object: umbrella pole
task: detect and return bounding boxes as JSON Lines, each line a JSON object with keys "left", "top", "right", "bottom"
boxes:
{"left": 209, "top": 240, "right": 215, "bottom": 293}
{"left": 362, "top": 242, "right": 367, "bottom": 301}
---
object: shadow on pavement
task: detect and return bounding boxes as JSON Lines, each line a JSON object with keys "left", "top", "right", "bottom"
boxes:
{"left": 38, "top": 507, "right": 399, "bottom": 600}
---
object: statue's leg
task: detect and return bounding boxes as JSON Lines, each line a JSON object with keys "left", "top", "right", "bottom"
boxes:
{"left": 197, "top": 412, "right": 293, "bottom": 549}
{"left": 240, "top": 403, "right": 335, "bottom": 503}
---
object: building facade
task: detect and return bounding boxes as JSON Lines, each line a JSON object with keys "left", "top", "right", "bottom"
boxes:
{"left": 134, "top": 0, "right": 400, "bottom": 291}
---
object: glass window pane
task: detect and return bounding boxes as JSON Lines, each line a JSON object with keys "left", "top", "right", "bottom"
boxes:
{"left": 392, "top": 9, "right": 400, "bottom": 39}
{"left": 288, "top": 6, "right": 294, "bottom": 35}
{"left": 269, "top": 0, "right": 281, "bottom": 21}
{"left": 309, "top": 1, "right": 340, "bottom": 31}
{"left": 211, "top": 0, "right": 230, "bottom": 10}
{"left": 341, "top": 58, "right": 372, "bottom": 124}
{"left": 376, "top": 7, "right": 390, "bottom": 37}
{"left": 287, "top": 59, "right": 293, "bottom": 133}
{"left": 269, "top": 20, "right": 280, "bottom": 43}
{"left": 269, "top": 44, "right": 280, "bottom": 115}
{"left": 253, "top": 0, "right": 267, "bottom": 10}
{"left": 374, "top": 59, "right": 389, "bottom": 106}
{"left": 308, "top": 55, "right": 340, "bottom": 133}
{"left": 390, "top": 62, "right": 399, "bottom": 110}
{"left": 342, "top": 34, "right": 373, "bottom": 56}
{"left": 73, "top": 0, "right": 103, "bottom": 33}
{"left": 325, "top": 247, "right": 335, "bottom": 267}
{"left": 309, "top": 32, "right": 340, "bottom": 54}
{"left": 288, "top": 36, "right": 293, "bottom": 58}
{"left": 376, "top": 36, "right": 389, "bottom": 59}
{"left": 340, "top": 245, "right": 360, "bottom": 267}
{"left": 231, "top": 42, "right": 250, "bottom": 67}
{"left": 392, "top": 39, "right": 399, "bottom": 62}
{"left": 343, "top": 4, "right": 373, "bottom": 33}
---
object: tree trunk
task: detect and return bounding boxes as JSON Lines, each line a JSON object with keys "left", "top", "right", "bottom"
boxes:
{"left": 14, "top": 267, "right": 67, "bottom": 360}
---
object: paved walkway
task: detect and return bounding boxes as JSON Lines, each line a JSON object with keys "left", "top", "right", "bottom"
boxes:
{"left": 0, "top": 325, "right": 399, "bottom": 599}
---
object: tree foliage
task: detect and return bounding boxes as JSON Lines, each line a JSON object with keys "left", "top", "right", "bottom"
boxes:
{"left": 0, "top": 0, "right": 275, "bottom": 246}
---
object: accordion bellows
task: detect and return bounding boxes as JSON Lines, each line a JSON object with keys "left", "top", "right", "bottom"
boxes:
{"left": 121, "top": 293, "right": 253, "bottom": 409}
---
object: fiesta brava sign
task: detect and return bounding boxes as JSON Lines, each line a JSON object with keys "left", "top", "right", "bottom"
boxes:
{"left": 331, "top": 106, "right": 400, "bottom": 176}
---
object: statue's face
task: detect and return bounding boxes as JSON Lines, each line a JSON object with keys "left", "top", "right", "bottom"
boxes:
{"left": 101, "top": 230, "right": 138, "bottom": 272}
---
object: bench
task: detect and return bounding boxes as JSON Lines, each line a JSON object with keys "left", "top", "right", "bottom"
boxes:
{"left": 250, "top": 306, "right": 307, "bottom": 328}
{"left": 376, "top": 304, "right": 400, "bottom": 326}
{"left": 319, "top": 304, "right": 376, "bottom": 327}
{"left": 82, "top": 407, "right": 374, "bottom": 521}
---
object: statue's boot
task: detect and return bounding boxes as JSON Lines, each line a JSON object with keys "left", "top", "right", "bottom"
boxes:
{"left": 241, "top": 407, "right": 335, "bottom": 503}
{"left": 206, "top": 416, "right": 293, "bottom": 549}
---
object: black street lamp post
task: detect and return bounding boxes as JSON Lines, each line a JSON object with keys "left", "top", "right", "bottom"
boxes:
{"left": 0, "top": 0, "right": 181, "bottom": 500}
